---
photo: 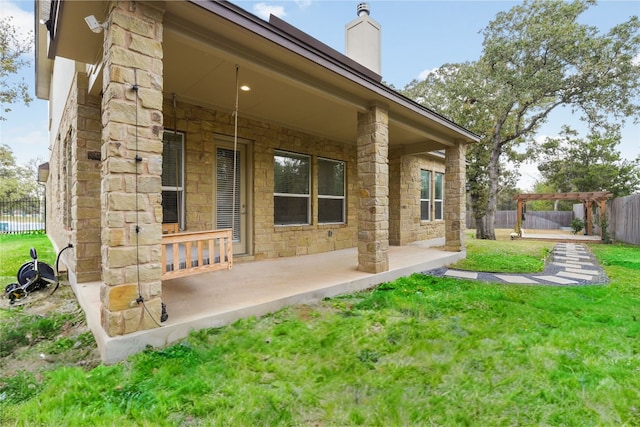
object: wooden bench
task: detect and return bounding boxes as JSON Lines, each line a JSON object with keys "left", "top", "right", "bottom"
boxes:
{"left": 161, "top": 229, "right": 233, "bottom": 281}
{"left": 162, "top": 223, "right": 179, "bottom": 235}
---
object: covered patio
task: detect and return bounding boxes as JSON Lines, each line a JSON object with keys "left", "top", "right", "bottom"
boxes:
{"left": 73, "top": 239, "right": 462, "bottom": 364}
{"left": 36, "top": 0, "right": 477, "bottom": 362}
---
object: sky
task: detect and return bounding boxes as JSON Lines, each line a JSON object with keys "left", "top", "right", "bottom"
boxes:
{"left": 1, "top": 0, "right": 639, "bottom": 190}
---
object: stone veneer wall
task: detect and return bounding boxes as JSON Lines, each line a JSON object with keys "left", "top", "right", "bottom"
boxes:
{"left": 389, "top": 149, "right": 446, "bottom": 245}
{"left": 163, "top": 99, "right": 358, "bottom": 258}
{"left": 162, "top": 99, "right": 230, "bottom": 232}
{"left": 45, "top": 73, "right": 102, "bottom": 282}
{"left": 254, "top": 131, "right": 358, "bottom": 259}
{"left": 73, "top": 75, "right": 103, "bottom": 282}
{"left": 46, "top": 82, "right": 76, "bottom": 264}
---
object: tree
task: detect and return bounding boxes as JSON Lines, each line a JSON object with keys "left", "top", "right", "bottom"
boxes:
{"left": 0, "top": 144, "right": 40, "bottom": 199}
{"left": 537, "top": 126, "right": 640, "bottom": 197}
{"left": 403, "top": 0, "right": 640, "bottom": 239}
{"left": 495, "top": 169, "right": 522, "bottom": 210}
{"left": 0, "top": 15, "right": 32, "bottom": 121}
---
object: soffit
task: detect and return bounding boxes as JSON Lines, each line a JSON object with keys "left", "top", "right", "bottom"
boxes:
{"left": 47, "top": 1, "right": 107, "bottom": 64}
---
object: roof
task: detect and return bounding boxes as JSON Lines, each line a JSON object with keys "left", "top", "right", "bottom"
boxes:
{"left": 36, "top": 0, "right": 480, "bottom": 150}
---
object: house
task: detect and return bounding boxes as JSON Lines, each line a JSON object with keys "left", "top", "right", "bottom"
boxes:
{"left": 35, "top": 0, "right": 478, "bottom": 362}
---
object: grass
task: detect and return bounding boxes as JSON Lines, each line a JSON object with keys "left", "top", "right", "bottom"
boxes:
{"left": 451, "top": 231, "right": 553, "bottom": 273}
{"left": 0, "top": 309, "right": 84, "bottom": 358}
{"left": 1, "top": 235, "right": 639, "bottom": 426}
{"left": 0, "top": 233, "right": 56, "bottom": 284}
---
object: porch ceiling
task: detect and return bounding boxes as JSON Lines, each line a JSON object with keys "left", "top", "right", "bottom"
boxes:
{"left": 46, "top": 0, "right": 477, "bottom": 151}
{"left": 163, "top": 28, "right": 359, "bottom": 144}
{"left": 162, "top": 1, "right": 469, "bottom": 150}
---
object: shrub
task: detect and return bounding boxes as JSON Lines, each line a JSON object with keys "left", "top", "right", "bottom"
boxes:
{"left": 570, "top": 218, "right": 585, "bottom": 235}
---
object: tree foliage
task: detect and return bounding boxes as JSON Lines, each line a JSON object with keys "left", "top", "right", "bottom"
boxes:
{"left": 0, "top": 15, "right": 32, "bottom": 121}
{"left": 537, "top": 126, "right": 640, "bottom": 197}
{"left": 0, "top": 144, "right": 40, "bottom": 199}
{"left": 402, "top": 0, "right": 640, "bottom": 239}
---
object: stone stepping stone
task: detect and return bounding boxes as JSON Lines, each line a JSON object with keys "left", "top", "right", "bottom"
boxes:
{"left": 565, "top": 268, "right": 599, "bottom": 276}
{"left": 538, "top": 275, "right": 578, "bottom": 285}
{"left": 554, "top": 255, "right": 585, "bottom": 261}
{"left": 564, "top": 261, "right": 596, "bottom": 267}
{"left": 551, "top": 262, "right": 591, "bottom": 268}
{"left": 444, "top": 270, "right": 478, "bottom": 279}
{"left": 557, "top": 271, "right": 596, "bottom": 280}
{"left": 554, "top": 252, "right": 591, "bottom": 259}
{"left": 494, "top": 274, "right": 540, "bottom": 284}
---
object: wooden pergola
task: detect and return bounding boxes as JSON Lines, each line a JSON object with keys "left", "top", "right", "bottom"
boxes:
{"left": 513, "top": 191, "right": 613, "bottom": 236}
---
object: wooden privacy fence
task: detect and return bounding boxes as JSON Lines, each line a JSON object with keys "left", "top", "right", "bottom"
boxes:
{"left": 466, "top": 211, "right": 573, "bottom": 230}
{"left": 606, "top": 194, "right": 640, "bottom": 245}
{"left": 161, "top": 229, "right": 233, "bottom": 281}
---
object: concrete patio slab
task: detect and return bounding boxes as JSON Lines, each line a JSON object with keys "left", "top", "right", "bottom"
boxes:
{"left": 71, "top": 242, "right": 464, "bottom": 364}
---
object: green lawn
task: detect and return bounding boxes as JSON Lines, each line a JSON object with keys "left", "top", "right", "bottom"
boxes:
{"left": 1, "top": 236, "right": 639, "bottom": 426}
{"left": 0, "top": 233, "right": 55, "bottom": 284}
{"left": 451, "top": 231, "right": 554, "bottom": 273}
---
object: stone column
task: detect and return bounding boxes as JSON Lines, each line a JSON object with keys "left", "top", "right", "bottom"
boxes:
{"left": 357, "top": 103, "right": 389, "bottom": 273}
{"left": 100, "top": 1, "right": 165, "bottom": 336}
{"left": 444, "top": 142, "right": 466, "bottom": 251}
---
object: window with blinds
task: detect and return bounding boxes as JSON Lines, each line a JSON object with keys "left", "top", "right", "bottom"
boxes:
{"left": 216, "top": 147, "right": 241, "bottom": 241}
{"left": 318, "top": 158, "right": 345, "bottom": 223}
{"left": 420, "top": 169, "right": 431, "bottom": 221}
{"left": 162, "top": 131, "right": 184, "bottom": 228}
{"left": 274, "top": 151, "right": 310, "bottom": 225}
{"left": 435, "top": 172, "right": 444, "bottom": 220}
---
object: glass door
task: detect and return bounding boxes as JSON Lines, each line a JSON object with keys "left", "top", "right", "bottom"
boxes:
{"left": 215, "top": 145, "right": 246, "bottom": 254}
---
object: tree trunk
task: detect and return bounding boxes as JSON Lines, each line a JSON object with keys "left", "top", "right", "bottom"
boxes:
{"left": 475, "top": 214, "right": 487, "bottom": 239}
{"left": 469, "top": 186, "right": 487, "bottom": 239}
{"left": 483, "top": 137, "right": 503, "bottom": 240}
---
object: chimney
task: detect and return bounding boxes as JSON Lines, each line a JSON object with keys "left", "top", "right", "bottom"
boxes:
{"left": 345, "top": 2, "right": 381, "bottom": 75}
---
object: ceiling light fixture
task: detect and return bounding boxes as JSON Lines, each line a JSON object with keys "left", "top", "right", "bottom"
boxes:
{"left": 240, "top": 85, "right": 251, "bottom": 92}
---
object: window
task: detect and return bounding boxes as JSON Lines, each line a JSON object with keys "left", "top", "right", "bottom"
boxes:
{"left": 318, "top": 158, "right": 345, "bottom": 223}
{"left": 274, "top": 151, "right": 310, "bottom": 225}
{"left": 434, "top": 172, "right": 444, "bottom": 220}
{"left": 162, "top": 131, "right": 185, "bottom": 229}
{"left": 420, "top": 170, "right": 431, "bottom": 221}
{"left": 61, "top": 131, "right": 72, "bottom": 229}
